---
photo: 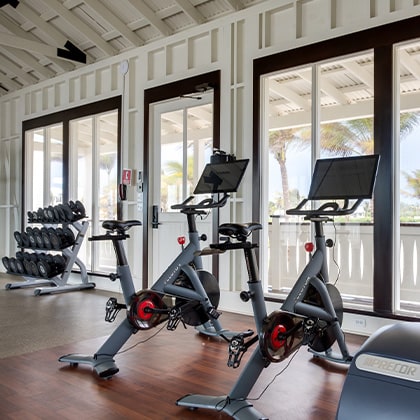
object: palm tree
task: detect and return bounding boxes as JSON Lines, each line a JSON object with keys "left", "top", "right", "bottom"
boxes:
{"left": 269, "top": 112, "right": 420, "bottom": 210}
{"left": 403, "top": 169, "right": 420, "bottom": 199}
{"left": 161, "top": 157, "right": 195, "bottom": 211}
{"left": 269, "top": 128, "right": 307, "bottom": 210}
{"left": 99, "top": 153, "right": 117, "bottom": 218}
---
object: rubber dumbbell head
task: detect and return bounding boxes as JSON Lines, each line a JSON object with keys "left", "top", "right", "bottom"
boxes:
{"left": 63, "top": 227, "right": 76, "bottom": 247}
{"left": 20, "top": 232, "right": 31, "bottom": 248}
{"left": 2, "top": 256, "right": 10, "bottom": 271}
{"left": 41, "top": 227, "right": 52, "bottom": 249}
{"left": 14, "top": 231, "right": 23, "bottom": 247}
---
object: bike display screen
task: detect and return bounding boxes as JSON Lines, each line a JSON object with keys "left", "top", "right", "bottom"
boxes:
{"left": 194, "top": 159, "right": 249, "bottom": 194}
{"left": 308, "top": 154, "right": 380, "bottom": 200}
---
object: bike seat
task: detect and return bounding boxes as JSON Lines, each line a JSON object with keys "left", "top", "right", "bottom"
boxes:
{"left": 102, "top": 219, "right": 142, "bottom": 232}
{"left": 219, "top": 222, "right": 262, "bottom": 239}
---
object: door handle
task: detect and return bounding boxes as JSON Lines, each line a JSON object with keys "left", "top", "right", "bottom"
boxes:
{"left": 152, "top": 205, "right": 160, "bottom": 229}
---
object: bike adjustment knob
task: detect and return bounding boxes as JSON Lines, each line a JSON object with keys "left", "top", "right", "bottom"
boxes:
{"left": 109, "top": 273, "right": 120, "bottom": 281}
{"left": 200, "top": 234, "right": 207, "bottom": 241}
{"left": 240, "top": 290, "right": 254, "bottom": 302}
{"left": 325, "top": 239, "right": 334, "bottom": 248}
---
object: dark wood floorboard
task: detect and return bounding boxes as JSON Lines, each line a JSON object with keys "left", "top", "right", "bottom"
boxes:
{"left": 0, "top": 311, "right": 365, "bottom": 419}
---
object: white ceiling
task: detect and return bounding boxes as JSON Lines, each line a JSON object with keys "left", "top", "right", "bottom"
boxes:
{"left": 1, "top": 1, "right": 420, "bottom": 132}
{"left": 0, "top": 0, "right": 268, "bottom": 96}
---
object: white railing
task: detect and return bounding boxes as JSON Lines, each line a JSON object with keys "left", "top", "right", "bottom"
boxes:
{"left": 268, "top": 220, "right": 420, "bottom": 304}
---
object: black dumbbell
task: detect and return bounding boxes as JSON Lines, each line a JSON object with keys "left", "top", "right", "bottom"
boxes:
{"left": 27, "top": 211, "right": 35, "bottom": 223}
{"left": 33, "top": 227, "right": 44, "bottom": 249}
{"left": 29, "top": 260, "right": 40, "bottom": 277}
{"left": 8, "top": 257, "right": 18, "bottom": 273}
{"left": 56, "top": 203, "right": 73, "bottom": 222}
{"left": 23, "top": 258, "right": 32, "bottom": 275}
{"left": 20, "top": 231, "right": 31, "bottom": 248}
{"left": 49, "top": 227, "right": 75, "bottom": 249}
{"left": 14, "top": 252, "right": 26, "bottom": 274}
{"left": 41, "top": 227, "right": 52, "bottom": 249}
{"left": 37, "top": 208, "right": 45, "bottom": 223}
{"left": 54, "top": 205, "right": 65, "bottom": 222}
{"left": 26, "top": 227, "right": 37, "bottom": 248}
{"left": 14, "top": 231, "right": 23, "bottom": 247}
{"left": 74, "top": 200, "right": 86, "bottom": 218}
{"left": 28, "top": 211, "right": 37, "bottom": 223}
{"left": 68, "top": 200, "right": 86, "bottom": 220}
{"left": 37, "top": 254, "right": 66, "bottom": 278}
{"left": 2, "top": 256, "right": 10, "bottom": 272}
{"left": 52, "top": 206, "right": 61, "bottom": 223}
{"left": 49, "top": 228, "right": 63, "bottom": 250}
{"left": 63, "top": 227, "right": 76, "bottom": 246}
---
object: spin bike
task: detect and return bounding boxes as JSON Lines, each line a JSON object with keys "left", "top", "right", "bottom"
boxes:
{"left": 178, "top": 154, "right": 380, "bottom": 418}
{"left": 59, "top": 153, "right": 250, "bottom": 379}
{"left": 177, "top": 202, "right": 366, "bottom": 419}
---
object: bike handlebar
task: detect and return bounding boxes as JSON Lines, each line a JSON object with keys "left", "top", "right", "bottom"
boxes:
{"left": 286, "top": 198, "right": 364, "bottom": 217}
{"left": 170, "top": 193, "right": 229, "bottom": 212}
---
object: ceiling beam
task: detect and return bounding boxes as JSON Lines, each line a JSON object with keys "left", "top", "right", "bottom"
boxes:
{"left": 0, "top": 31, "right": 84, "bottom": 63}
{"left": 0, "top": 8, "right": 75, "bottom": 72}
{"left": 127, "top": 0, "right": 173, "bottom": 37}
{"left": 399, "top": 49, "right": 420, "bottom": 80}
{"left": 269, "top": 78, "right": 310, "bottom": 111}
{"left": 174, "top": 0, "right": 204, "bottom": 24}
{"left": 0, "top": 71, "right": 23, "bottom": 91}
{"left": 341, "top": 60, "right": 373, "bottom": 90}
{"left": 13, "top": 2, "right": 68, "bottom": 47}
{"left": 297, "top": 68, "right": 350, "bottom": 105}
{"left": 0, "top": 52, "right": 39, "bottom": 84}
{"left": 0, "top": 45, "right": 55, "bottom": 80}
{"left": 83, "top": 0, "right": 145, "bottom": 47}
{"left": 40, "top": 0, "right": 116, "bottom": 56}
{"left": 223, "top": 0, "right": 244, "bottom": 11}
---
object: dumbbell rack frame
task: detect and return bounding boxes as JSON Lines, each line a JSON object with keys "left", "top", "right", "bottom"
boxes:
{"left": 5, "top": 220, "right": 95, "bottom": 296}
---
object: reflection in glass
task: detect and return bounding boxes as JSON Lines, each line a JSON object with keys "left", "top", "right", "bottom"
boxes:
{"left": 397, "top": 40, "right": 420, "bottom": 313}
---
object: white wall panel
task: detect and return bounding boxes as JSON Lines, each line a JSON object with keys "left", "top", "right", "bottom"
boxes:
{"left": 335, "top": 0, "right": 371, "bottom": 28}
{"left": 299, "top": 0, "right": 332, "bottom": 38}
{"left": 166, "top": 41, "right": 187, "bottom": 75}
{"left": 147, "top": 47, "right": 165, "bottom": 81}
{"left": 0, "top": 0, "right": 419, "bottom": 292}
{"left": 262, "top": 4, "right": 296, "bottom": 48}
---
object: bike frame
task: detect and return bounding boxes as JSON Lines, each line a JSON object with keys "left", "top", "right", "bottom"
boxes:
{"left": 177, "top": 215, "right": 352, "bottom": 419}
{"left": 59, "top": 199, "right": 229, "bottom": 378}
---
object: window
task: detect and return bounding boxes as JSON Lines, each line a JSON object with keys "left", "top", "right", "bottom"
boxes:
{"left": 69, "top": 110, "right": 119, "bottom": 272}
{"left": 159, "top": 100, "right": 213, "bottom": 211}
{"left": 397, "top": 40, "right": 420, "bottom": 314}
{"left": 263, "top": 52, "right": 375, "bottom": 310}
{"left": 25, "top": 124, "right": 63, "bottom": 211}
{"left": 22, "top": 97, "right": 121, "bottom": 274}
{"left": 254, "top": 18, "right": 420, "bottom": 318}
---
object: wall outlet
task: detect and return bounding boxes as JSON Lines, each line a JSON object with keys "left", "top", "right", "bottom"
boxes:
{"left": 354, "top": 318, "right": 367, "bottom": 329}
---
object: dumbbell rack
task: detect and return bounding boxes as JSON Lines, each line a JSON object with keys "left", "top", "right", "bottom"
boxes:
{"left": 5, "top": 220, "right": 95, "bottom": 296}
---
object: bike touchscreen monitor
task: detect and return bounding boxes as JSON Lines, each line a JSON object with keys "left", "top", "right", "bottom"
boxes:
{"left": 193, "top": 159, "right": 249, "bottom": 194}
{"left": 308, "top": 154, "right": 380, "bottom": 200}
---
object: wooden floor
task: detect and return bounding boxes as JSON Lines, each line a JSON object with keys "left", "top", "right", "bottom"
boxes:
{"left": 0, "top": 309, "right": 365, "bottom": 420}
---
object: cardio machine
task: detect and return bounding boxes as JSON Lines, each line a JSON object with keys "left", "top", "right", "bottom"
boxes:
{"left": 59, "top": 153, "right": 249, "bottom": 378}
{"left": 177, "top": 154, "right": 380, "bottom": 419}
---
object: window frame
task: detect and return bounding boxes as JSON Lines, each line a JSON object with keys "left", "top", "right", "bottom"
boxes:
{"left": 252, "top": 15, "right": 420, "bottom": 320}
{"left": 21, "top": 97, "right": 122, "bottom": 274}
{"left": 143, "top": 71, "right": 221, "bottom": 289}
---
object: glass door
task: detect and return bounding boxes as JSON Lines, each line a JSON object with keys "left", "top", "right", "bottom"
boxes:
{"left": 69, "top": 110, "right": 119, "bottom": 272}
{"left": 24, "top": 124, "right": 64, "bottom": 213}
{"left": 149, "top": 94, "right": 214, "bottom": 284}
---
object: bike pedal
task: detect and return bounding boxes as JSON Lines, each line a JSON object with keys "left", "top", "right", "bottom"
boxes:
{"left": 105, "top": 297, "right": 126, "bottom": 322}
